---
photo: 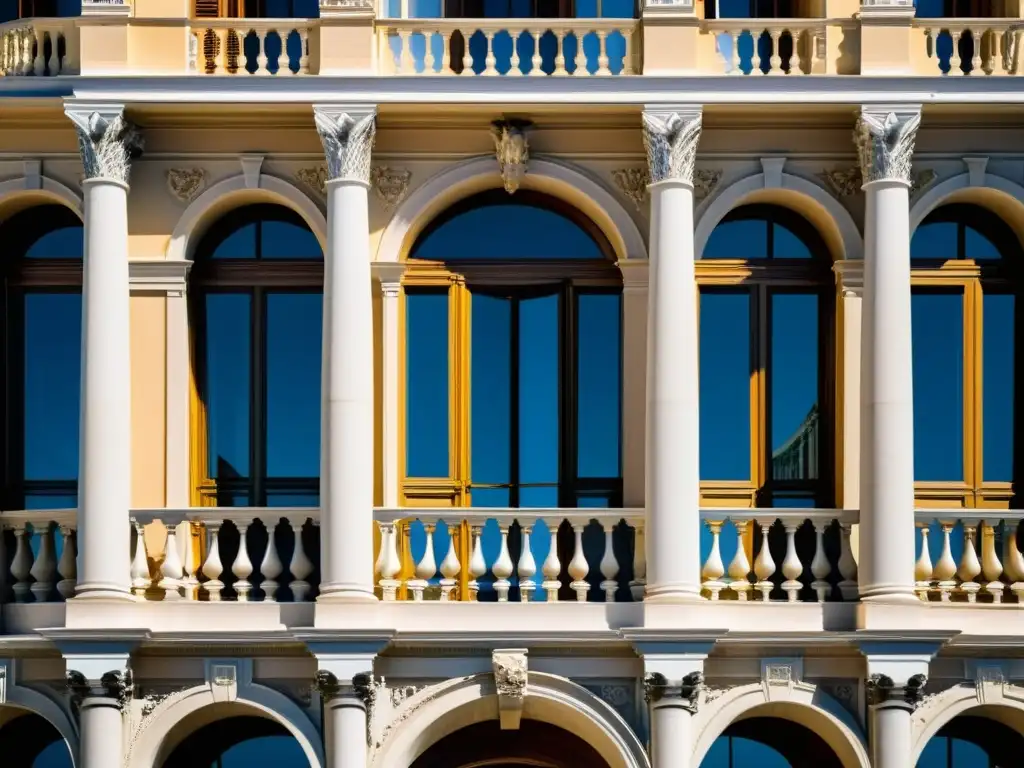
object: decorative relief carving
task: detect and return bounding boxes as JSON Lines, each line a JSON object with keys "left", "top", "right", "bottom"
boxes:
{"left": 643, "top": 671, "right": 704, "bottom": 712}
{"left": 855, "top": 109, "right": 921, "bottom": 185}
{"left": 865, "top": 673, "right": 928, "bottom": 708}
{"left": 694, "top": 168, "right": 722, "bottom": 200}
{"left": 296, "top": 165, "right": 327, "bottom": 196}
{"left": 65, "top": 109, "right": 144, "bottom": 185}
{"left": 66, "top": 668, "right": 134, "bottom": 716}
{"left": 600, "top": 684, "right": 631, "bottom": 708}
{"left": 124, "top": 685, "right": 194, "bottom": 768}
{"left": 492, "top": 650, "right": 528, "bottom": 699}
{"left": 491, "top": 119, "right": 533, "bottom": 194}
{"left": 820, "top": 166, "right": 863, "bottom": 197}
{"left": 312, "top": 108, "right": 376, "bottom": 185}
{"left": 370, "top": 166, "right": 412, "bottom": 210}
{"left": 642, "top": 109, "right": 703, "bottom": 185}
{"left": 911, "top": 168, "right": 937, "bottom": 197}
{"left": 166, "top": 168, "right": 206, "bottom": 203}
{"left": 365, "top": 677, "right": 442, "bottom": 756}
{"left": 612, "top": 165, "right": 720, "bottom": 210}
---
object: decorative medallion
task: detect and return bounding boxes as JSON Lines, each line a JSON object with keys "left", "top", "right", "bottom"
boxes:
{"left": 491, "top": 119, "right": 533, "bottom": 194}
{"left": 370, "top": 166, "right": 412, "bottom": 210}
{"left": 166, "top": 168, "right": 207, "bottom": 203}
{"left": 612, "top": 168, "right": 648, "bottom": 210}
{"left": 296, "top": 165, "right": 328, "bottom": 196}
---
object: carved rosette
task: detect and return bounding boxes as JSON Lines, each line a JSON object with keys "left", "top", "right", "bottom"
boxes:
{"left": 312, "top": 108, "right": 377, "bottom": 185}
{"left": 642, "top": 109, "right": 703, "bottom": 186}
{"left": 66, "top": 669, "right": 134, "bottom": 716}
{"left": 865, "top": 673, "right": 928, "bottom": 709}
{"left": 66, "top": 109, "right": 144, "bottom": 186}
{"left": 166, "top": 168, "right": 207, "bottom": 203}
{"left": 296, "top": 165, "right": 328, "bottom": 196}
{"left": 370, "top": 166, "right": 412, "bottom": 210}
{"left": 855, "top": 109, "right": 921, "bottom": 186}
{"left": 491, "top": 119, "right": 533, "bottom": 194}
{"left": 643, "top": 671, "right": 704, "bottom": 713}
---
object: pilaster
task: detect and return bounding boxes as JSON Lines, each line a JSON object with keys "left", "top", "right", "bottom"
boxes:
{"left": 372, "top": 262, "right": 407, "bottom": 509}
{"left": 617, "top": 259, "right": 649, "bottom": 511}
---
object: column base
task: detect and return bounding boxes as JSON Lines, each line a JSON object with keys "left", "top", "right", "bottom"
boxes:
{"left": 318, "top": 583, "right": 379, "bottom": 603}
{"left": 72, "top": 583, "right": 136, "bottom": 602}
{"left": 644, "top": 582, "right": 704, "bottom": 603}
{"left": 859, "top": 583, "right": 920, "bottom": 603}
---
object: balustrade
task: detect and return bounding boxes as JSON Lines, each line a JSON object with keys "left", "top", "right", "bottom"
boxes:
{"left": 916, "top": 19, "right": 1021, "bottom": 76}
{"left": 376, "top": 19, "right": 638, "bottom": 76}
{"left": 189, "top": 21, "right": 312, "bottom": 75}
{"left": 704, "top": 19, "right": 826, "bottom": 75}
{"left": 0, "top": 19, "right": 73, "bottom": 76}
{"left": 0, "top": 510, "right": 77, "bottom": 603}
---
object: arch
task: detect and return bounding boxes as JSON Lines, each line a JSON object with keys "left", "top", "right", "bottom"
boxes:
{"left": 166, "top": 172, "right": 327, "bottom": 263}
{"left": 692, "top": 682, "right": 870, "bottom": 768}
{"left": 911, "top": 682, "right": 1024, "bottom": 763}
{"left": 376, "top": 156, "right": 647, "bottom": 264}
{"left": 910, "top": 172, "right": 1024, "bottom": 246}
{"left": 0, "top": 177, "right": 83, "bottom": 221}
{"left": 371, "top": 672, "right": 649, "bottom": 768}
{"left": 695, "top": 170, "right": 863, "bottom": 262}
{"left": 126, "top": 683, "right": 324, "bottom": 768}
{"left": 0, "top": 681, "right": 79, "bottom": 768}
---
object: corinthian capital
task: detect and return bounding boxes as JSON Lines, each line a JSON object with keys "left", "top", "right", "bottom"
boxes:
{"left": 855, "top": 107, "right": 921, "bottom": 185}
{"left": 312, "top": 106, "right": 377, "bottom": 185}
{"left": 65, "top": 106, "right": 143, "bottom": 186}
{"left": 66, "top": 668, "right": 134, "bottom": 716}
{"left": 642, "top": 108, "right": 702, "bottom": 186}
{"left": 865, "top": 673, "right": 928, "bottom": 710}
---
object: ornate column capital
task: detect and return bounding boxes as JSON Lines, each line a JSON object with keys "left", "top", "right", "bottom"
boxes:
{"left": 855, "top": 106, "right": 922, "bottom": 186}
{"left": 866, "top": 673, "right": 928, "bottom": 711}
{"left": 66, "top": 668, "right": 134, "bottom": 715}
{"left": 312, "top": 106, "right": 377, "bottom": 186}
{"left": 64, "top": 105, "right": 143, "bottom": 186}
{"left": 313, "top": 670, "right": 377, "bottom": 706}
{"left": 643, "top": 671, "right": 704, "bottom": 713}
{"left": 641, "top": 107, "right": 703, "bottom": 186}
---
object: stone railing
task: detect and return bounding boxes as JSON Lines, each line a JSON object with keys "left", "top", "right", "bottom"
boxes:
{"left": 914, "top": 510, "right": 1024, "bottom": 603}
{"left": 188, "top": 20, "right": 313, "bottom": 75}
{"left": 915, "top": 18, "right": 1021, "bottom": 76}
{"left": 374, "top": 508, "right": 644, "bottom": 602}
{"left": 703, "top": 18, "right": 826, "bottom": 75}
{"left": 700, "top": 508, "right": 858, "bottom": 602}
{"left": 0, "top": 509, "right": 77, "bottom": 603}
{"left": 0, "top": 18, "right": 76, "bottom": 76}
{"left": 376, "top": 18, "right": 639, "bottom": 75}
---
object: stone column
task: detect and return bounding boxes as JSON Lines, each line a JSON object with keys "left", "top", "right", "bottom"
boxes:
{"left": 645, "top": 672, "right": 702, "bottom": 768}
{"left": 313, "top": 106, "right": 378, "bottom": 602}
{"left": 66, "top": 668, "right": 132, "bottom": 768}
{"left": 641, "top": 107, "right": 704, "bottom": 602}
{"left": 65, "top": 106, "right": 142, "bottom": 602}
{"left": 314, "top": 671, "right": 373, "bottom": 768}
{"left": 866, "top": 673, "right": 927, "bottom": 768}
{"left": 856, "top": 106, "right": 922, "bottom": 603}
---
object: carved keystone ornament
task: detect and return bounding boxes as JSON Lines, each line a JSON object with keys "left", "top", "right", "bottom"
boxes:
{"left": 491, "top": 119, "right": 533, "bottom": 194}
{"left": 492, "top": 649, "right": 528, "bottom": 730}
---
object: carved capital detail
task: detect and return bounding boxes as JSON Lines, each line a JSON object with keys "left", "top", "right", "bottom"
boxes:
{"left": 643, "top": 671, "right": 704, "bottom": 712}
{"left": 313, "top": 670, "right": 377, "bottom": 706}
{"left": 166, "top": 168, "right": 207, "bottom": 203}
{"left": 866, "top": 673, "right": 928, "bottom": 709}
{"left": 642, "top": 108, "right": 703, "bottom": 185}
{"left": 65, "top": 108, "right": 143, "bottom": 185}
{"left": 313, "top": 107, "right": 377, "bottom": 185}
{"left": 491, "top": 119, "right": 532, "bottom": 194}
{"left": 370, "top": 166, "right": 412, "bottom": 210}
{"left": 855, "top": 108, "right": 921, "bottom": 185}
{"left": 66, "top": 669, "right": 134, "bottom": 715}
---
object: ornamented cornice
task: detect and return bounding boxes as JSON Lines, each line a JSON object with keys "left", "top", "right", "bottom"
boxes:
{"left": 491, "top": 119, "right": 532, "bottom": 194}
{"left": 612, "top": 165, "right": 720, "bottom": 210}
{"left": 296, "top": 165, "right": 328, "bottom": 196}
{"left": 65, "top": 108, "right": 143, "bottom": 185}
{"left": 866, "top": 673, "right": 928, "bottom": 709}
{"left": 643, "top": 671, "right": 704, "bottom": 712}
{"left": 66, "top": 669, "right": 134, "bottom": 714}
{"left": 855, "top": 108, "right": 921, "bottom": 185}
{"left": 312, "top": 107, "right": 377, "bottom": 185}
{"left": 166, "top": 168, "right": 207, "bottom": 203}
{"left": 642, "top": 109, "right": 703, "bottom": 185}
{"left": 370, "top": 166, "right": 412, "bottom": 210}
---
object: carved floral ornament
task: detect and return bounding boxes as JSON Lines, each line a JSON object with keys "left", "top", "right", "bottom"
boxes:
{"left": 312, "top": 108, "right": 377, "bottom": 185}
{"left": 820, "top": 165, "right": 936, "bottom": 198}
{"left": 166, "top": 168, "right": 207, "bottom": 203}
{"left": 296, "top": 164, "right": 412, "bottom": 210}
{"left": 642, "top": 109, "right": 703, "bottom": 186}
{"left": 65, "top": 109, "right": 144, "bottom": 186}
{"left": 612, "top": 166, "right": 722, "bottom": 210}
{"left": 491, "top": 118, "right": 533, "bottom": 194}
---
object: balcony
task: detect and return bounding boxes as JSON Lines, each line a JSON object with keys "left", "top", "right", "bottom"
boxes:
{"left": 913, "top": 18, "right": 1022, "bottom": 76}
{"left": 0, "top": 17, "right": 77, "bottom": 76}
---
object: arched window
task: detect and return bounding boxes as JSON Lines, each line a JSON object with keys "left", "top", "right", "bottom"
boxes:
{"left": 700, "top": 717, "right": 844, "bottom": 768}
{"left": 698, "top": 204, "right": 834, "bottom": 508}
{"left": 0, "top": 205, "right": 82, "bottom": 510}
{"left": 161, "top": 716, "right": 308, "bottom": 768}
{"left": 917, "top": 715, "right": 1024, "bottom": 767}
{"left": 910, "top": 203, "right": 1022, "bottom": 506}
{"left": 402, "top": 190, "right": 622, "bottom": 510}
{"left": 190, "top": 203, "right": 323, "bottom": 507}
{"left": 0, "top": 710, "right": 74, "bottom": 767}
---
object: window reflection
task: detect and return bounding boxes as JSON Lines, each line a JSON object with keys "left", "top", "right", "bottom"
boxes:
{"left": 406, "top": 291, "right": 451, "bottom": 478}
{"left": 161, "top": 716, "right": 308, "bottom": 768}
{"left": 916, "top": 716, "right": 1024, "bottom": 768}
{"left": 770, "top": 294, "right": 819, "bottom": 482}
{"left": 699, "top": 717, "right": 843, "bottom": 768}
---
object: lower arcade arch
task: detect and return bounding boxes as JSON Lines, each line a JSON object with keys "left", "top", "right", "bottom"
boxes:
{"left": 916, "top": 709, "right": 1024, "bottom": 767}
{"left": 160, "top": 714, "right": 310, "bottom": 768}
{"left": 699, "top": 716, "right": 844, "bottom": 768}
{"left": 0, "top": 708, "right": 73, "bottom": 768}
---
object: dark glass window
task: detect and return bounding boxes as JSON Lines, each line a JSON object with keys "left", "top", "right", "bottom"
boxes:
{"left": 700, "top": 717, "right": 843, "bottom": 768}
{"left": 161, "top": 716, "right": 308, "bottom": 768}
{"left": 916, "top": 716, "right": 1024, "bottom": 768}
{"left": 0, "top": 711, "right": 74, "bottom": 767}
{"left": 191, "top": 204, "right": 323, "bottom": 507}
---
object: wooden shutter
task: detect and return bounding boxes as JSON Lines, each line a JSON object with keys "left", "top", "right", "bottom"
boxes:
{"left": 193, "top": 0, "right": 222, "bottom": 18}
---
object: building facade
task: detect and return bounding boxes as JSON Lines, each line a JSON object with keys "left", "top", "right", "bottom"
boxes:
{"left": 2, "top": 0, "right": 1024, "bottom": 766}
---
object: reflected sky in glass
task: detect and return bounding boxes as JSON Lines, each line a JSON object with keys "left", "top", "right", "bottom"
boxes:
{"left": 471, "top": 293, "right": 511, "bottom": 486}
{"left": 771, "top": 294, "right": 818, "bottom": 481}
{"left": 205, "top": 293, "right": 252, "bottom": 480}
{"left": 24, "top": 226, "right": 83, "bottom": 258}
{"left": 577, "top": 293, "right": 621, "bottom": 478}
{"left": 700, "top": 292, "right": 751, "bottom": 480}
{"left": 406, "top": 291, "right": 450, "bottom": 478}
{"left": 983, "top": 293, "right": 1014, "bottom": 482}
{"left": 699, "top": 736, "right": 793, "bottom": 768}
{"left": 215, "top": 736, "right": 309, "bottom": 768}
{"left": 518, "top": 293, "right": 559, "bottom": 488}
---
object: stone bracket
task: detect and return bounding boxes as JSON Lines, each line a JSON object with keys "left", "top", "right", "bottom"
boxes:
{"left": 492, "top": 649, "right": 528, "bottom": 730}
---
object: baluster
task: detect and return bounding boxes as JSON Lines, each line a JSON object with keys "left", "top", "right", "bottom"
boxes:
{"left": 275, "top": 29, "right": 292, "bottom": 75}
{"left": 753, "top": 520, "right": 776, "bottom": 601}
{"left": 809, "top": 520, "right": 831, "bottom": 602}
{"left": 630, "top": 522, "right": 646, "bottom": 601}
{"left": 1002, "top": 520, "right": 1024, "bottom": 603}
{"left": 202, "top": 521, "right": 225, "bottom": 601}
{"left": 541, "top": 523, "right": 561, "bottom": 601}
{"left": 182, "top": 523, "right": 200, "bottom": 600}
{"left": 232, "top": 522, "right": 254, "bottom": 601}
{"left": 255, "top": 29, "right": 269, "bottom": 74}
{"left": 462, "top": 29, "right": 474, "bottom": 75}
{"left": 29, "top": 523, "right": 56, "bottom": 603}
{"left": 493, "top": 525, "right": 514, "bottom": 602}
{"left": 409, "top": 523, "right": 437, "bottom": 601}
{"left": 423, "top": 30, "right": 438, "bottom": 74}
{"left": 914, "top": 523, "right": 934, "bottom": 601}
{"left": 769, "top": 29, "right": 783, "bottom": 74}
{"left": 553, "top": 29, "right": 567, "bottom": 75}
{"left": 298, "top": 28, "right": 309, "bottom": 73}
{"left": 750, "top": 29, "right": 767, "bottom": 75}
{"left": 949, "top": 28, "right": 963, "bottom": 75}
{"left": 596, "top": 30, "right": 610, "bottom": 75}
{"left": 10, "top": 524, "right": 32, "bottom": 603}
{"left": 213, "top": 28, "right": 226, "bottom": 74}
{"left": 378, "top": 522, "right": 402, "bottom": 601}
{"left": 483, "top": 30, "right": 497, "bottom": 75}
{"left": 159, "top": 525, "right": 185, "bottom": 601}
{"left": 933, "top": 521, "right": 958, "bottom": 601}
{"left": 260, "top": 519, "right": 283, "bottom": 601}
{"left": 980, "top": 520, "right": 1004, "bottom": 601}
{"left": 529, "top": 29, "right": 543, "bottom": 75}
{"left": 727, "top": 519, "right": 752, "bottom": 600}
{"left": 599, "top": 522, "right": 619, "bottom": 602}
{"left": 568, "top": 522, "right": 590, "bottom": 601}
{"left": 730, "top": 30, "right": 741, "bottom": 75}
{"left": 573, "top": 29, "right": 587, "bottom": 74}
{"left": 701, "top": 521, "right": 726, "bottom": 601}
{"left": 439, "top": 522, "right": 461, "bottom": 601}
{"left": 970, "top": 28, "right": 982, "bottom": 75}
{"left": 837, "top": 522, "right": 858, "bottom": 600}
{"left": 131, "top": 520, "right": 151, "bottom": 599}
{"left": 289, "top": 520, "right": 313, "bottom": 601}
{"left": 33, "top": 29, "right": 45, "bottom": 76}
{"left": 508, "top": 30, "right": 522, "bottom": 75}
{"left": 958, "top": 522, "right": 982, "bottom": 602}
{"left": 399, "top": 30, "right": 414, "bottom": 74}
{"left": 619, "top": 28, "right": 633, "bottom": 75}
{"left": 467, "top": 525, "right": 486, "bottom": 600}
{"left": 56, "top": 525, "right": 77, "bottom": 601}
{"left": 781, "top": 522, "right": 803, "bottom": 602}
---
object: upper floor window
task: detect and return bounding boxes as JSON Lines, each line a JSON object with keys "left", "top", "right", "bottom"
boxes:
{"left": 910, "top": 203, "right": 1022, "bottom": 507}
{"left": 914, "top": 0, "right": 1010, "bottom": 17}
{"left": 0, "top": 204, "right": 82, "bottom": 510}
{"left": 192, "top": 0, "right": 318, "bottom": 17}
{"left": 698, "top": 204, "right": 834, "bottom": 508}
{"left": 402, "top": 190, "right": 622, "bottom": 510}
{"left": 0, "top": 0, "right": 79, "bottom": 22}
{"left": 190, "top": 204, "right": 323, "bottom": 507}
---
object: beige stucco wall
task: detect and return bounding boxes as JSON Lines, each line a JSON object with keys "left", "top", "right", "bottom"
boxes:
{"left": 131, "top": 294, "right": 168, "bottom": 509}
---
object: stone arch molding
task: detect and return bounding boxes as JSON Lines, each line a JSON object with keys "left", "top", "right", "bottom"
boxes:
{"left": 0, "top": 170, "right": 83, "bottom": 219}
{"left": 375, "top": 155, "right": 648, "bottom": 263}
{"left": 911, "top": 678, "right": 1024, "bottom": 764}
{"left": 165, "top": 166, "right": 328, "bottom": 263}
{"left": 126, "top": 659, "right": 324, "bottom": 768}
{"left": 692, "top": 681, "right": 871, "bottom": 768}
{"left": 695, "top": 164, "right": 864, "bottom": 262}
{"left": 369, "top": 671, "right": 650, "bottom": 768}
{"left": 0, "top": 659, "right": 79, "bottom": 767}
{"left": 909, "top": 167, "right": 1024, "bottom": 235}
